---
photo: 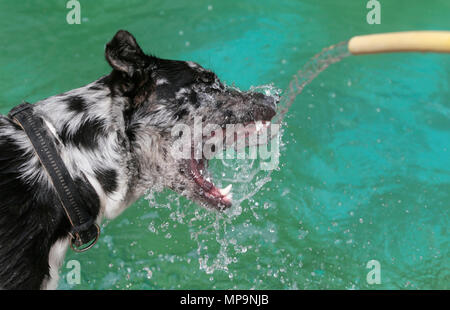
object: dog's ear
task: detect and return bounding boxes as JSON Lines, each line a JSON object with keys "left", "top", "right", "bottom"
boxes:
{"left": 105, "top": 30, "right": 147, "bottom": 78}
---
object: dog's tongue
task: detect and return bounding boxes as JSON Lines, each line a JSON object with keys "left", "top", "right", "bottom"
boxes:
{"left": 190, "top": 158, "right": 232, "bottom": 203}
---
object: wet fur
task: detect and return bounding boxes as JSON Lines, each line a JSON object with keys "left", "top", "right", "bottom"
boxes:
{"left": 0, "top": 30, "right": 276, "bottom": 289}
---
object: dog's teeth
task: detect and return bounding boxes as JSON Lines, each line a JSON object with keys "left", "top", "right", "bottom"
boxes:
{"left": 219, "top": 184, "right": 232, "bottom": 196}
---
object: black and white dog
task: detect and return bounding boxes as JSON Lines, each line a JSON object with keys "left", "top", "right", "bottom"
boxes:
{"left": 0, "top": 30, "right": 277, "bottom": 289}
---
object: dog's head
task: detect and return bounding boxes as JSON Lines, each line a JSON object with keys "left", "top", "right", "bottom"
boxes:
{"left": 105, "top": 30, "right": 279, "bottom": 210}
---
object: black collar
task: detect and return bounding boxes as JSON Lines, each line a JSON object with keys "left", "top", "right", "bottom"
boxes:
{"left": 8, "top": 103, "right": 100, "bottom": 252}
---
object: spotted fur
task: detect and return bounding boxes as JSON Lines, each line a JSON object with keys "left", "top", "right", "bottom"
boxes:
{"left": 0, "top": 30, "right": 278, "bottom": 289}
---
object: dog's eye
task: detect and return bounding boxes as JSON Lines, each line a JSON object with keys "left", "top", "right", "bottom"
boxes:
{"left": 198, "top": 72, "right": 215, "bottom": 84}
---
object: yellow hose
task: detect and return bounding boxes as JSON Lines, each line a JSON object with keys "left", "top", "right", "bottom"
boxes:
{"left": 348, "top": 31, "right": 450, "bottom": 55}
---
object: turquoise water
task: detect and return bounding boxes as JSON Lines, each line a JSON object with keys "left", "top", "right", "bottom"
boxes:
{"left": 0, "top": 0, "right": 449, "bottom": 289}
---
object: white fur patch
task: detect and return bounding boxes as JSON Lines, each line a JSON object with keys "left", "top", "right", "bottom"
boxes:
{"left": 156, "top": 78, "right": 168, "bottom": 85}
{"left": 41, "top": 237, "right": 70, "bottom": 290}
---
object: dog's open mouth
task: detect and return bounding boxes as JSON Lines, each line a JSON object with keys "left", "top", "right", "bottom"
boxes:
{"left": 189, "top": 156, "right": 233, "bottom": 209}
{"left": 186, "top": 119, "right": 273, "bottom": 210}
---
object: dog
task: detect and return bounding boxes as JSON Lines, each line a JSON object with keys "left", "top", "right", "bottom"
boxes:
{"left": 0, "top": 30, "right": 278, "bottom": 289}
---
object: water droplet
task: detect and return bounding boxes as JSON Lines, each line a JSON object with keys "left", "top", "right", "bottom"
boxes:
{"left": 143, "top": 267, "right": 152, "bottom": 279}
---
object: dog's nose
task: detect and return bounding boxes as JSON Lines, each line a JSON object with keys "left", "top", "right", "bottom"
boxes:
{"left": 252, "top": 92, "right": 278, "bottom": 110}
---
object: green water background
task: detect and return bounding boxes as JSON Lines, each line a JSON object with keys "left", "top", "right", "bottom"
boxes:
{"left": 0, "top": 0, "right": 448, "bottom": 289}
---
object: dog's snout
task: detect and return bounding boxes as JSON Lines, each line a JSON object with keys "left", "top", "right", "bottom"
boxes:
{"left": 252, "top": 92, "right": 278, "bottom": 111}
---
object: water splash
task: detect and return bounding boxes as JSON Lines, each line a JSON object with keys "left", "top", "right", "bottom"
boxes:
{"left": 144, "top": 41, "right": 352, "bottom": 277}
{"left": 274, "top": 41, "right": 351, "bottom": 125}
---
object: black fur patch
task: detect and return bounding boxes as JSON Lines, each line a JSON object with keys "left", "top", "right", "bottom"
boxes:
{"left": 124, "top": 109, "right": 138, "bottom": 143}
{"left": 188, "top": 91, "right": 199, "bottom": 108}
{"left": 174, "top": 108, "right": 188, "bottom": 120}
{"left": 94, "top": 168, "right": 118, "bottom": 194}
{"left": 89, "top": 84, "right": 104, "bottom": 91}
{"left": 60, "top": 118, "right": 107, "bottom": 149}
{"left": 66, "top": 95, "right": 87, "bottom": 113}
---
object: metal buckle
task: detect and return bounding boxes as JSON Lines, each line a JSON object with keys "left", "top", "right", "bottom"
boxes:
{"left": 70, "top": 223, "right": 101, "bottom": 253}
